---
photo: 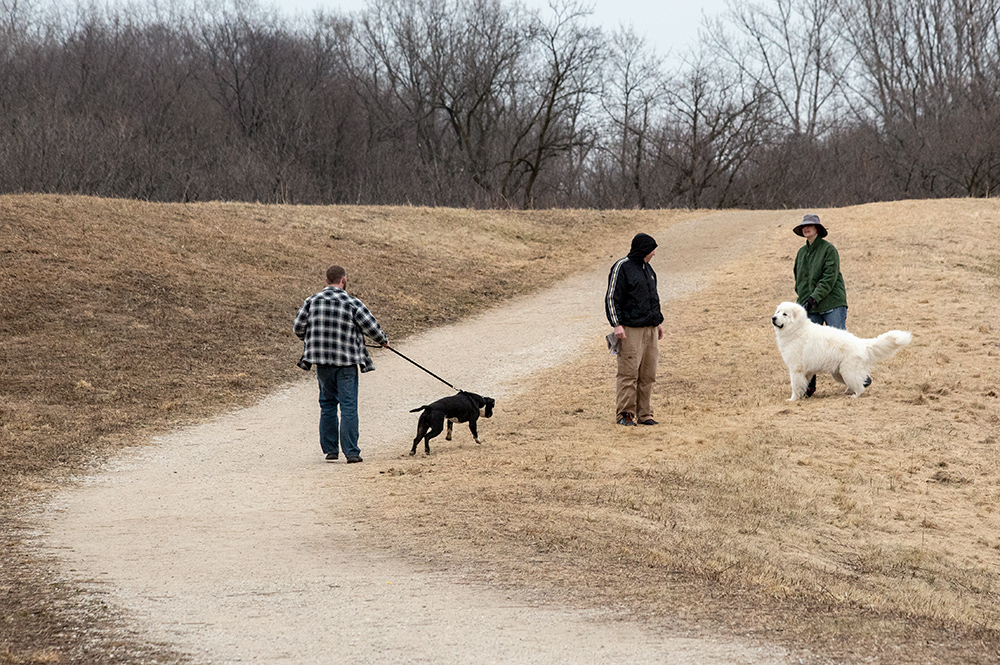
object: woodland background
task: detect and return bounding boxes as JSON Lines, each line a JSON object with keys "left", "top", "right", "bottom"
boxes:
{"left": 2, "top": 0, "right": 1000, "bottom": 209}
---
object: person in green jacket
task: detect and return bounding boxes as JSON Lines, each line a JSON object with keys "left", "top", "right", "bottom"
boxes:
{"left": 792, "top": 214, "right": 868, "bottom": 396}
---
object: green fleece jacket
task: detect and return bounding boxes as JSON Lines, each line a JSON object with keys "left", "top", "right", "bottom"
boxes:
{"left": 793, "top": 237, "right": 848, "bottom": 312}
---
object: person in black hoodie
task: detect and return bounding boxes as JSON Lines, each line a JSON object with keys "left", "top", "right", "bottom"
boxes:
{"left": 605, "top": 233, "right": 664, "bottom": 426}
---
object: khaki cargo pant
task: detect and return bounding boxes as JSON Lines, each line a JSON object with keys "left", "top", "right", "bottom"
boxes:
{"left": 615, "top": 325, "right": 659, "bottom": 421}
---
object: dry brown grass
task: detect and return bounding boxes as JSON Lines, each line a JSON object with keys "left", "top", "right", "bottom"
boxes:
{"left": 3, "top": 194, "right": 1000, "bottom": 663}
{"left": 0, "top": 195, "right": 677, "bottom": 483}
{"left": 364, "top": 199, "right": 1000, "bottom": 663}
{"left": 0, "top": 194, "right": 693, "bottom": 664}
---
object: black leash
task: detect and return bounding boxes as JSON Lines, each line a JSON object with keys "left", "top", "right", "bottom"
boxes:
{"left": 368, "top": 344, "right": 458, "bottom": 391}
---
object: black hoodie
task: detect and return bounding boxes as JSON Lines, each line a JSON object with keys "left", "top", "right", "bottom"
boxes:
{"left": 605, "top": 233, "right": 664, "bottom": 328}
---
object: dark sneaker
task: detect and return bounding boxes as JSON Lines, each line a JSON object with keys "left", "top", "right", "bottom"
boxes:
{"left": 325, "top": 453, "right": 339, "bottom": 461}
{"left": 346, "top": 456, "right": 363, "bottom": 464}
{"left": 863, "top": 376, "right": 872, "bottom": 388}
{"left": 639, "top": 418, "right": 658, "bottom": 426}
{"left": 617, "top": 413, "right": 637, "bottom": 427}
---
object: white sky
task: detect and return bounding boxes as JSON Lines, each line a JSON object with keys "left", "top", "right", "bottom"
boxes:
{"left": 268, "top": 0, "right": 730, "bottom": 62}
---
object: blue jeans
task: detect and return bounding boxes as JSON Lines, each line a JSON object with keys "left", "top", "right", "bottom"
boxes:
{"left": 316, "top": 364, "right": 360, "bottom": 458}
{"left": 808, "top": 306, "right": 847, "bottom": 331}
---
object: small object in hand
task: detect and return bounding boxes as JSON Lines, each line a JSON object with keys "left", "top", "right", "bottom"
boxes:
{"left": 606, "top": 332, "right": 621, "bottom": 356}
{"left": 297, "top": 355, "right": 312, "bottom": 371}
{"left": 803, "top": 296, "right": 817, "bottom": 312}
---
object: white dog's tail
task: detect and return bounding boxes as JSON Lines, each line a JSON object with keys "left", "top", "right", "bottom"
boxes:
{"left": 866, "top": 330, "right": 912, "bottom": 363}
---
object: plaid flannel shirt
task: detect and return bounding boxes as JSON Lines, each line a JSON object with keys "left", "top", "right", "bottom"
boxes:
{"left": 293, "top": 286, "right": 388, "bottom": 372}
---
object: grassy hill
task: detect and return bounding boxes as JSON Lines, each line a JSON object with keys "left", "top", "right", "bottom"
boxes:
{"left": 0, "top": 196, "right": 678, "bottom": 482}
{"left": 368, "top": 199, "right": 1000, "bottom": 662}
{"left": 2, "top": 195, "right": 1000, "bottom": 663}
{"left": 0, "top": 194, "right": 691, "bottom": 663}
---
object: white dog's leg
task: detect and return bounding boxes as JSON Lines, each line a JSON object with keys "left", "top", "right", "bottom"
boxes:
{"left": 841, "top": 361, "right": 868, "bottom": 397}
{"left": 836, "top": 372, "right": 856, "bottom": 394}
{"left": 843, "top": 373, "right": 866, "bottom": 397}
{"left": 788, "top": 371, "right": 810, "bottom": 401}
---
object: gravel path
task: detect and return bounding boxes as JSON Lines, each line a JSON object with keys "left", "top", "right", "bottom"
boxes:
{"left": 41, "top": 212, "right": 792, "bottom": 664}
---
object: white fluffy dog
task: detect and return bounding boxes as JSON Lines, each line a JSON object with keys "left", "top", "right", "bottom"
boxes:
{"left": 771, "top": 302, "right": 911, "bottom": 401}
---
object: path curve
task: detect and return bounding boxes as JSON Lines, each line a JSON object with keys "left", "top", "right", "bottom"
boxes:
{"left": 41, "top": 211, "right": 791, "bottom": 664}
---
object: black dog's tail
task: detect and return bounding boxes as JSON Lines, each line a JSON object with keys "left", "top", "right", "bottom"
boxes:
{"left": 409, "top": 405, "right": 428, "bottom": 413}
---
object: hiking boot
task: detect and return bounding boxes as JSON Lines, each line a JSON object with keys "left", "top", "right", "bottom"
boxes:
{"left": 346, "top": 456, "right": 363, "bottom": 464}
{"left": 617, "top": 413, "right": 637, "bottom": 427}
{"left": 638, "top": 418, "right": 659, "bottom": 426}
{"left": 863, "top": 376, "right": 872, "bottom": 388}
{"left": 325, "top": 452, "right": 339, "bottom": 461}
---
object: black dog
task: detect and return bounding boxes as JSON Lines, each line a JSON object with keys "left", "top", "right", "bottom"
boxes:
{"left": 410, "top": 391, "right": 495, "bottom": 456}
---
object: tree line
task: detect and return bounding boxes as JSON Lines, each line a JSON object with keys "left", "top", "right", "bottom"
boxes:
{"left": 2, "top": 0, "right": 1000, "bottom": 208}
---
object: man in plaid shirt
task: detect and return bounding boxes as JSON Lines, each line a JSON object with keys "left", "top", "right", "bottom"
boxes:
{"left": 294, "top": 265, "right": 388, "bottom": 463}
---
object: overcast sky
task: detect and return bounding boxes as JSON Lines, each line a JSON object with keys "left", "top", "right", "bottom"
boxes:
{"left": 267, "top": 0, "right": 730, "bottom": 61}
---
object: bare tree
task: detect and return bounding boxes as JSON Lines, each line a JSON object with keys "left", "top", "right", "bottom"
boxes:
{"left": 839, "top": 0, "right": 1000, "bottom": 197}
{"left": 710, "top": 0, "right": 846, "bottom": 141}
{"left": 353, "top": 0, "right": 451, "bottom": 202}
{"left": 433, "top": 0, "right": 531, "bottom": 205}
{"left": 502, "top": 0, "right": 603, "bottom": 208}
{"left": 596, "top": 26, "right": 665, "bottom": 208}
{"left": 658, "top": 50, "right": 770, "bottom": 208}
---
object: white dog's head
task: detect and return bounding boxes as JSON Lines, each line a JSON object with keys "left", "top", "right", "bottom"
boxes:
{"left": 771, "top": 301, "right": 807, "bottom": 331}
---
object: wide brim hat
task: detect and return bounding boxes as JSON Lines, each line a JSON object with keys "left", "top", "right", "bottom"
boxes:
{"left": 793, "top": 214, "right": 828, "bottom": 238}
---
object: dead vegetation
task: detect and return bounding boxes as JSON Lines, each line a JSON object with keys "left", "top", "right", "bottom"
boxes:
{"left": 3, "top": 195, "right": 1000, "bottom": 663}
{"left": 363, "top": 199, "right": 1000, "bottom": 663}
{"left": 0, "top": 194, "right": 680, "bottom": 664}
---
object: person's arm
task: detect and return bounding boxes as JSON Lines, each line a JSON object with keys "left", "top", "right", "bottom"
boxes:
{"left": 606, "top": 259, "right": 628, "bottom": 339}
{"left": 793, "top": 246, "right": 807, "bottom": 301}
{"left": 292, "top": 299, "right": 310, "bottom": 340}
{"left": 354, "top": 301, "right": 388, "bottom": 346}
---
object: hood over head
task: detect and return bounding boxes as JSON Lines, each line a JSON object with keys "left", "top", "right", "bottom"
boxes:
{"left": 627, "top": 233, "right": 657, "bottom": 261}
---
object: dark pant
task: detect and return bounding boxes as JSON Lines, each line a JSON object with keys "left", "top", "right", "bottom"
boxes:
{"left": 316, "top": 364, "right": 360, "bottom": 458}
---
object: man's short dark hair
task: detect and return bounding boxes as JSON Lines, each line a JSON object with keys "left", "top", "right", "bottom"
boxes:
{"left": 326, "top": 265, "right": 346, "bottom": 284}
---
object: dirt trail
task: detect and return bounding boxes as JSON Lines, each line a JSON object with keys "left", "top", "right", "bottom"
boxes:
{"left": 41, "top": 211, "right": 793, "bottom": 664}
